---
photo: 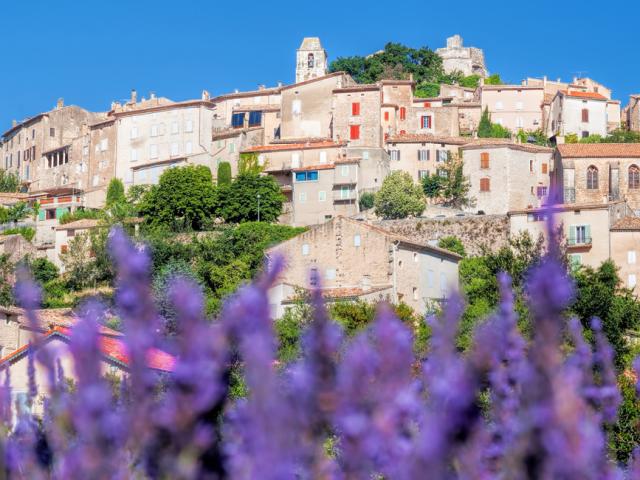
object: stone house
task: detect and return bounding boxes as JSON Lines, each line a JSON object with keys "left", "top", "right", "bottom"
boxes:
{"left": 266, "top": 216, "right": 461, "bottom": 317}
{"left": 54, "top": 218, "right": 102, "bottom": 270}
{"left": 627, "top": 95, "right": 640, "bottom": 132}
{"left": 85, "top": 118, "right": 117, "bottom": 208}
{"left": 547, "top": 90, "right": 608, "bottom": 139}
{"left": 1, "top": 100, "right": 104, "bottom": 191}
{"left": 480, "top": 85, "right": 545, "bottom": 133}
{"left": 610, "top": 216, "right": 640, "bottom": 292}
{"left": 462, "top": 140, "right": 553, "bottom": 215}
{"left": 32, "top": 187, "right": 86, "bottom": 245}
{"left": 435, "top": 35, "right": 487, "bottom": 77}
{"left": 384, "top": 134, "right": 468, "bottom": 183}
{"left": 553, "top": 143, "right": 640, "bottom": 212}
{"left": 332, "top": 84, "right": 383, "bottom": 147}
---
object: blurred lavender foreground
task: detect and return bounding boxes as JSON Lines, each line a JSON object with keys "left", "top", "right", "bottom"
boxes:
{"left": 3, "top": 220, "right": 640, "bottom": 479}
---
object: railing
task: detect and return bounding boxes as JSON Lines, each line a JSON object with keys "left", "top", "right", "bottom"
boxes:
{"left": 567, "top": 236, "right": 592, "bottom": 247}
{"left": 564, "top": 188, "right": 576, "bottom": 204}
{"left": 333, "top": 190, "right": 357, "bottom": 201}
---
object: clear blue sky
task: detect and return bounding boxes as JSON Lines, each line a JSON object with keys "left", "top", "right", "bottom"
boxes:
{"left": 1, "top": 0, "right": 637, "bottom": 131}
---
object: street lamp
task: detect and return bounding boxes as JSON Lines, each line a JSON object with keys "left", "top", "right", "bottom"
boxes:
{"left": 257, "top": 193, "right": 261, "bottom": 222}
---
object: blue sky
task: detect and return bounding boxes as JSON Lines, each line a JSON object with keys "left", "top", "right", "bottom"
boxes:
{"left": 1, "top": 0, "right": 638, "bottom": 131}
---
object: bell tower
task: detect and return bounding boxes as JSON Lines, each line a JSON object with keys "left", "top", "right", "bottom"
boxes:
{"left": 296, "top": 37, "right": 327, "bottom": 84}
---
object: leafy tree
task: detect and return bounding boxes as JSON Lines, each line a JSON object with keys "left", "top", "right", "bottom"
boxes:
{"left": 516, "top": 129, "right": 550, "bottom": 147}
{"left": 484, "top": 74, "right": 503, "bottom": 85}
{"left": 358, "top": 192, "right": 375, "bottom": 211}
{"left": 603, "top": 129, "right": 640, "bottom": 143}
{"left": 374, "top": 171, "right": 425, "bottom": 219}
{"left": 126, "top": 184, "right": 152, "bottom": 211}
{"left": 219, "top": 173, "right": 284, "bottom": 223}
{"left": 2, "top": 226, "right": 35, "bottom": 241}
{"left": 153, "top": 259, "right": 200, "bottom": 336}
{"left": 105, "top": 178, "right": 126, "bottom": 207}
{"left": 414, "top": 83, "right": 440, "bottom": 98}
{"left": 59, "top": 209, "right": 103, "bottom": 225}
{"left": 565, "top": 133, "right": 579, "bottom": 144}
{"left": 217, "top": 162, "right": 232, "bottom": 186}
{"left": 238, "top": 153, "right": 264, "bottom": 175}
{"left": 0, "top": 254, "right": 13, "bottom": 306}
{"left": 29, "top": 258, "right": 59, "bottom": 285}
{"left": 459, "top": 74, "right": 481, "bottom": 88}
{"left": 439, "top": 153, "right": 474, "bottom": 208}
{"left": 139, "top": 165, "right": 217, "bottom": 231}
{"left": 609, "top": 373, "right": 640, "bottom": 463}
{"left": 478, "top": 107, "right": 493, "bottom": 138}
{"left": 422, "top": 173, "right": 444, "bottom": 199}
{"left": 4, "top": 202, "right": 32, "bottom": 223}
{"left": 0, "top": 170, "right": 20, "bottom": 193}
{"left": 60, "top": 233, "right": 100, "bottom": 290}
{"left": 438, "top": 236, "right": 466, "bottom": 257}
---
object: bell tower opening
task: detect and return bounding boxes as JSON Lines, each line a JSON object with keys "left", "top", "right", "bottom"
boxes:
{"left": 296, "top": 37, "right": 327, "bottom": 84}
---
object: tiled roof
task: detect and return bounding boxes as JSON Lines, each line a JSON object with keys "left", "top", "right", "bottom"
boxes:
{"left": 611, "top": 216, "right": 640, "bottom": 231}
{"left": 292, "top": 163, "right": 335, "bottom": 172}
{"left": 242, "top": 140, "right": 345, "bottom": 153}
{"left": 285, "top": 285, "right": 393, "bottom": 302}
{"left": 461, "top": 139, "right": 553, "bottom": 153}
{"left": 556, "top": 143, "right": 640, "bottom": 158}
{"left": 385, "top": 133, "right": 470, "bottom": 145}
{"left": 560, "top": 90, "right": 608, "bottom": 101}
{"left": 232, "top": 104, "right": 280, "bottom": 112}
{"left": 0, "top": 327, "right": 174, "bottom": 372}
{"left": 333, "top": 84, "right": 380, "bottom": 93}
{"left": 210, "top": 87, "right": 283, "bottom": 102}
{"left": 56, "top": 219, "right": 101, "bottom": 230}
{"left": 280, "top": 72, "right": 348, "bottom": 91}
{"left": 211, "top": 126, "right": 262, "bottom": 141}
{"left": 482, "top": 85, "right": 543, "bottom": 91}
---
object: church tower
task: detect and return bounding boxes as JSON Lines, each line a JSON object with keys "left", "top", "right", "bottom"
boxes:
{"left": 296, "top": 37, "right": 328, "bottom": 84}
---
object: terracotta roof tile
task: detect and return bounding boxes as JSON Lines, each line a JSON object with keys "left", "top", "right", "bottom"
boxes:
{"left": 56, "top": 219, "right": 102, "bottom": 230}
{"left": 556, "top": 143, "right": 640, "bottom": 158}
{"left": 611, "top": 216, "right": 640, "bottom": 231}
{"left": 461, "top": 139, "right": 553, "bottom": 153}
{"left": 560, "top": 90, "right": 608, "bottom": 101}
{"left": 385, "top": 133, "right": 470, "bottom": 145}
{"left": 242, "top": 140, "right": 345, "bottom": 153}
{"left": 292, "top": 163, "right": 335, "bottom": 172}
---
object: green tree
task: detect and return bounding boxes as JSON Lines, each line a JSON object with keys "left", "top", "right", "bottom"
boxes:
{"left": 105, "top": 178, "right": 126, "bottom": 207}
{"left": 0, "top": 254, "right": 13, "bottom": 306}
{"left": 217, "top": 162, "right": 232, "bottom": 185}
{"left": 59, "top": 208, "right": 103, "bottom": 225}
{"left": 60, "top": 233, "right": 100, "bottom": 290}
{"left": 0, "top": 170, "right": 20, "bottom": 193}
{"left": 603, "top": 129, "right": 640, "bottom": 143}
{"left": 438, "top": 236, "right": 466, "bottom": 257}
{"left": 238, "top": 153, "right": 264, "bottom": 175}
{"left": 153, "top": 258, "right": 200, "bottom": 336}
{"left": 219, "top": 173, "right": 284, "bottom": 223}
{"left": 478, "top": 107, "right": 493, "bottom": 138}
{"left": 358, "top": 192, "right": 375, "bottom": 211}
{"left": 126, "top": 184, "right": 152, "bottom": 212}
{"left": 414, "top": 83, "right": 440, "bottom": 98}
{"left": 439, "top": 153, "right": 474, "bottom": 208}
{"left": 139, "top": 165, "right": 217, "bottom": 231}
{"left": 565, "top": 133, "right": 579, "bottom": 143}
{"left": 29, "top": 258, "right": 59, "bottom": 284}
{"left": 484, "top": 74, "right": 503, "bottom": 85}
{"left": 422, "top": 173, "right": 444, "bottom": 199}
{"left": 374, "top": 171, "right": 425, "bottom": 219}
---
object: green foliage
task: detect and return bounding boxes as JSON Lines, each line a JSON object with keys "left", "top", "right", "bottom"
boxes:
{"left": 276, "top": 293, "right": 312, "bottom": 363}
{"left": 105, "top": 178, "right": 126, "bottom": 207}
{"left": 218, "top": 173, "right": 284, "bottom": 223}
{"left": 579, "top": 134, "right": 604, "bottom": 144}
{"left": 484, "top": 74, "right": 503, "bottom": 85}
{"left": 29, "top": 258, "right": 59, "bottom": 284}
{"left": 608, "top": 373, "right": 640, "bottom": 463}
{"left": 238, "top": 153, "right": 264, "bottom": 175}
{"left": 477, "top": 107, "right": 511, "bottom": 138}
{"left": 41, "top": 279, "right": 71, "bottom": 308}
{"left": 374, "top": 171, "right": 425, "bottom": 219}
{"left": 0, "top": 201, "right": 33, "bottom": 224}
{"left": 0, "top": 170, "right": 20, "bottom": 193}
{"left": 0, "top": 254, "right": 13, "bottom": 306}
{"left": 217, "top": 162, "right": 232, "bottom": 186}
{"left": 565, "top": 133, "right": 579, "bottom": 144}
{"left": 126, "top": 184, "right": 151, "bottom": 211}
{"left": 438, "top": 236, "right": 466, "bottom": 257}
{"left": 358, "top": 192, "right": 375, "bottom": 211}
{"left": 516, "top": 129, "right": 550, "bottom": 147}
{"left": 458, "top": 75, "right": 481, "bottom": 88}
{"left": 603, "top": 129, "right": 640, "bottom": 143}
{"left": 421, "top": 173, "right": 444, "bottom": 199}
{"left": 59, "top": 208, "right": 103, "bottom": 225}
{"left": 439, "top": 153, "right": 474, "bottom": 208}
{"left": 414, "top": 83, "right": 440, "bottom": 98}
{"left": 153, "top": 258, "right": 200, "bottom": 336}
{"left": 60, "top": 233, "right": 100, "bottom": 290}
{"left": 331, "top": 300, "right": 378, "bottom": 336}
{"left": 139, "top": 165, "right": 217, "bottom": 231}
{"left": 2, "top": 226, "right": 35, "bottom": 241}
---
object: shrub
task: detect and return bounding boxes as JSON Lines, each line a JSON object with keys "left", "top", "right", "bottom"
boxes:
{"left": 59, "top": 209, "right": 103, "bottom": 225}
{"left": 217, "top": 162, "right": 232, "bottom": 186}
{"left": 105, "top": 178, "right": 126, "bottom": 207}
{"left": 438, "top": 236, "right": 466, "bottom": 257}
{"left": 374, "top": 171, "right": 425, "bottom": 219}
{"left": 29, "top": 257, "right": 59, "bottom": 284}
{"left": 2, "top": 226, "right": 35, "bottom": 241}
{"left": 358, "top": 192, "right": 375, "bottom": 211}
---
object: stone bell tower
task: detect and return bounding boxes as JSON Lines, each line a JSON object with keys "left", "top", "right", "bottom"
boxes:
{"left": 296, "top": 37, "right": 328, "bottom": 84}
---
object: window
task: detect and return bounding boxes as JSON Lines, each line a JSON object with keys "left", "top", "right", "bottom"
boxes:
{"left": 399, "top": 107, "right": 406, "bottom": 120}
{"left": 171, "top": 121, "right": 179, "bottom": 134}
{"left": 350, "top": 125, "right": 360, "bottom": 140}
{"left": 569, "top": 254, "right": 582, "bottom": 268}
{"left": 418, "top": 149, "right": 429, "bottom": 161}
{"left": 424, "top": 102, "right": 432, "bottom": 108}
{"left": 151, "top": 125, "right": 159, "bottom": 137}
{"left": 295, "top": 170, "right": 319, "bottom": 181}
{"left": 628, "top": 251, "right": 637, "bottom": 265}
{"left": 480, "top": 178, "right": 490, "bottom": 192}
{"left": 389, "top": 149, "right": 400, "bottom": 161}
{"left": 100, "top": 139, "right": 108, "bottom": 151}
{"left": 318, "top": 190, "right": 326, "bottom": 202}
{"left": 291, "top": 153, "right": 300, "bottom": 168}
{"left": 495, "top": 101, "right": 504, "bottom": 110}
{"left": 130, "top": 127, "right": 138, "bottom": 139}
{"left": 587, "top": 166, "right": 598, "bottom": 189}
{"left": 421, "top": 115, "right": 432, "bottom": 129}
{"left": 341, "top": 165, "right": 349, "bottom": 177}
{"left": 92, "top": 175, "right": 99, "bottom": 187}
{"left": 150, "top": 144, "right": 158, "bottom": 159}
{"left": 229, "top": 143, "right": 235, "bottom": 153}
{"left": 569, "top": 225, "right": 591, "bottom": 245}
{"left": 231, "top": 113, "right": 245, "bottom": 128}
{"left": 630, "top": 165, "right": 640, "bottom": 189}
{"left": 581, "top": 108, "right": 589, "bottom": 122}
{"left": 307, "top": 53, "right": 314, "bottom": 68}
{"left": 516, "top": 117, "right": 524, "bottom": 128}
{"left": 351, "top": 102, "right": 360, "bottom": 116}
{"left": 515, "top": 101, "right": 523, "bottom": 110}
{"left": 542, "top": 163, "right": 548, "bottom": 174}
{"left": 480, "top": 152, "right": 489, "bottom": 169}
{"left": 437, "top": 150, "right": 448, "bottom": 163}
{"left": 536, "top": 186, "right": 548, "bottom": 198}
{"left": 319, "top": 151, "right": 327, "bottom": 164}
{"left": 354, "top": 234, "right": 361, "bottom": 247}
{"left": 292, "top": 99, "right": 302, "bottom": 115}
{"left": 529, "top": 160, "right": 534, "bottom": 173}
{"left": 130, "top": 149, "right": 138, "bottom": 162}
{"left": 185, "top": 119, "right": 194, "bottom": 133}
{"left": 384, "top": 111, "right": 390, "bottom": 121}
{"left": 302, "top": 244, "right": 310, "bottom": 255}
{"left": 248, "top": 111, "right": 262, "bottom": 126}
{"left": 340, "top": 186, "right": 351, "bottom": 199}
{"left": 413, "top": 287, "right": 418, "bottom": 301}
{"left": 582, "top": 131, "right": 590, "bottom": 138}
{"left": 185, "top": 141, "right": 193, "bottom": 154}
{"left": 325, "top": 269, "right": 336, "bottom": 280}
{"left": 363, "top": 151, "right": 369, "bottom": 160}
{"left": 419, "top": 170, "right": 429, "bottom": 180}
{"left": 258, "top": 154, "right": 265, "bottom": 166}
{"left": 299, "top": 192, "right": 307, "bottom": 203}
{"left": 171, "top": 143, "right": 179, "bottom": 156}
{"left": 50, "top": 128, "right": 55, "bottom": 137}
{"left": 440, "top": 272, "right": 447, "bottom": 297}
{"left": 629, "top": 274, "right": 637, "bottom": 289}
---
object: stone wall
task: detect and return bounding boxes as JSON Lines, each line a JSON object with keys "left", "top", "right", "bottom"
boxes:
{"left": 373, "top": 214, "right": 510, "bottom": 256}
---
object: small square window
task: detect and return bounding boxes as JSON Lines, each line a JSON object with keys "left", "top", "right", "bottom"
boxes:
{"left": 302, "top": 244, "right": 310, "bottom": 255}
{"left": 628, "top": 251, "right": 637, "bottom": 265}
{"left": 354, "top": 234, "right": 361, "bottom": 247}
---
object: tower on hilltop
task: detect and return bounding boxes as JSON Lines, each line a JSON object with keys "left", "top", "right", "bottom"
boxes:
{"left": 296, "top": 37, "right": 328, "bottom": 83}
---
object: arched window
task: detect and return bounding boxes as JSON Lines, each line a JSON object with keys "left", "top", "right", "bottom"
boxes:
{"left": 630, "top": 165, "right": 640, "bottom": 189}
{"left": 587, "top": 165, "right": 598, "bottom": 190}
{"left": 307, "top": 53, "right": 315, "bottom": 68}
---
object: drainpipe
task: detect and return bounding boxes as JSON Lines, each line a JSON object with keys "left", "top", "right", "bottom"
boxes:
{"left": 392, "top": 241, "right": 399, "bottom": 303}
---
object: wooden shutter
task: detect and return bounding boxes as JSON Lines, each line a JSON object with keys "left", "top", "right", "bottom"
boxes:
{"left": 569, "top": 225, "right": 576, "bottom": 245}
{"left": 352, "top": 102, "right": 360, "bottom": 116}
{"left": 384, "top": 111, "right": 389, "bottom": 121}
{"left": 400, "top": 107, "right": 406, "bottom": 120}
{"left": 350, "top": 125, "right": 360, "bottom": 140}
{"left": 542, "top": 163, "right": 548, "bottom": 174}
{"left": 582, "top": 109, "right": 589, "bottom": 122}
{"left": 480, "top": 152, "right": 489, "bottom": 169}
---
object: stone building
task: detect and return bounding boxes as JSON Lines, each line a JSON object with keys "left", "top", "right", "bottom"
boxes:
{"left": 480, "top": 85, "right": 545, "bottom": 133}
{"left": 553, "top": 143, "right": 640, "bottom": 212}
{"left": 435, "top": 35, "right": 488, "bottom": 78}
{"left": 610, "top": 216, "right": 640, "bottom": 292}
{"left": 627, "top": 95, "right": 640, "bottom": 132}
{"left": 547, "top": 90, "right": 609, "bottom": 139}
{"left": 462, "top": 140, "right": 553, "bottom": 215}
{"left": 296, "top": 37, "right": 328, "bottom": 84}
{"left": 1, "top": 100, "right": 104, "bottom": 192}
{"left": 332, "top": 84, "right": 383, "bottom": 146}
{"left": 266, "top": 216, "right": 461, "bottom": 317}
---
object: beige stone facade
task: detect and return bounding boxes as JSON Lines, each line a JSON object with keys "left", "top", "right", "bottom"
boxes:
{"left": 296, "top": 37, "right": 328, "bottom": 84}
{"left": 547, "top": 90, "right": 608, "bottom": 138}
{"left": 267, "top": 216, "right": 461, "bottom": 317}
{"left": 480, "top": 85, "right": 544, "bottom": 133}
{"left": 554, "top": 143, "right": 640, "bottom": 212}
{"left": 462, "top": 141, "right": 553, "bottom": 215}
{"left": 628, "top": 95, "right": 640, "bottom": 132}
{"left": 436, "top": 35, "right": 487, "bottom": 77}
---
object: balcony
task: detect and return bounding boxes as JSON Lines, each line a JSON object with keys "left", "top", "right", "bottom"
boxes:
{"left": 567, "top": 236, "right": 592, "bottom": 248}
{"left": 333, "top": 190, "right": 357, "bottom": 202}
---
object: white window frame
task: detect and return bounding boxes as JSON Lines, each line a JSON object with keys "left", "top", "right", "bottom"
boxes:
{"left": 318, "top": 190, "right": 326, "bottom": 202}
{"left": 629, "top": 251, "right": 637, "bottom": 265}
{"left": 150, "top": 144, "right": 158, "bottom": 159}
{"left": 131, "top": 149, "right": 138, "bottom": 162}
{"left": 302, "top": 244, "right": 310, "bottom": 256}
{"left": 354, "top": 234, "right": 361, "bottom": 247}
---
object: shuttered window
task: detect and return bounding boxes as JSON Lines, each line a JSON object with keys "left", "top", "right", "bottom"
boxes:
{"left": 480, "top": 152, "right": 490, "bottom": 169}
{"left": 351, "top": 102, "right": 360, "bottom": 116}
{"left": 350, "top": 125, "right": 360, "bottom": 140}
{"left": 480, "top": 178, "right": 490, "bottom": 192}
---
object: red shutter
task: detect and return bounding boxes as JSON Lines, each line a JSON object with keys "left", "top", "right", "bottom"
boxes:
{"left": 399, "top": 107, "right": 406, "bottom": 120}
{"left": 350, "top": 125, "right": 360, "bottom": 140}
{"left": 384, "top": 111, "right": 389, "bottom": 121}
{"left": 352, "top": 102, "right": 360, "bottom": 116}
{"left": 582, "top": 108, "right": 589, "bottom": 122}
{"left": 400, "top": 129, "right": 406, "bottom": 135}
{"left": 424, "top": 102, "right": 431, "bottom": 108}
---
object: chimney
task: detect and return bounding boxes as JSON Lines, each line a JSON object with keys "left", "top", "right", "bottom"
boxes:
{"left": 130, "top": 89, "right": 137, "bottom": 104}
{"left": 56, "top": 98, "right": 64, "bottom": 109}
{"left": 543, "top": 75, "right": 547, "bottom": 87}
{"left": 479, "top": 77, "right": 485, "bottom": 87}
{"left": 202, "top": 89, "right": 210, "bottom": 101}
{"left": 150, "top": 92, "right": 156, "bottom": 100}
{"left": 11, "top": 120, "right": 17, "bottom": 127}
{"left": 258, "top": 84, "right": 266, "bottom": 91}
{"left": 277, "top": 81, "right": 283, "bottom": 87}
{"left": 234, "top": 88, "right": 239, "bottom": 94}
{"left": 572, "top": 76, "right": 578, "bottom": 84}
